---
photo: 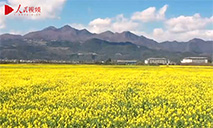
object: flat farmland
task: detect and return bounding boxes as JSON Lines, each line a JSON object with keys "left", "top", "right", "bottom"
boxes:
{"left": 0, "top": 65, "right": 212, "bottom": 127}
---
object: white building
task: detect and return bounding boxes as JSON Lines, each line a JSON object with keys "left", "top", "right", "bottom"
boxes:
{"left": 145, "top": 58, "right": 168, "bottom": 65}
{"left": 181, "top": 57, "right": 208, "bottom": 64}
{"left": 117, "top": 60, "right": 137, "bottom": 64}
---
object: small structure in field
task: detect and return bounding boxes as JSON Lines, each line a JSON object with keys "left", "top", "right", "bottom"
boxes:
{"left": 116, "top": 60, "right": 137, "bottom": 64}
{"left": 181, "top": 57, "right": 208, "bottom": 64}
{"left": 145, "top": 58, "right": 168, "bottom": 65}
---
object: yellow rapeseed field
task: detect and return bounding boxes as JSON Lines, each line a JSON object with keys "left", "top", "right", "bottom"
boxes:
{"left": 0, "top": 64, "right": 213, "bottom": 127}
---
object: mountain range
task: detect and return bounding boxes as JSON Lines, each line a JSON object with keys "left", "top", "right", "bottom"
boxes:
{"left": 0, "top": 25, "right": 212, "bottom": 63}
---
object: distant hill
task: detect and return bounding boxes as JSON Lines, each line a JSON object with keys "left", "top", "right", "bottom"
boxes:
{"left": 24, "top": 25, "right": 94, "bottom": 43}
{"left": 159, "top": 38, "right": 213, "bottom": 54}
{"left": 0, "top": 25, "right": 212, "bottom": 62}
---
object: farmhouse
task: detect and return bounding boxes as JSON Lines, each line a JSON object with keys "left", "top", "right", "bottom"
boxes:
{"left": 116, "top": 60, "right": 137, "bottom": 64}
{"left": 181, "top": 57, "right": 208, "bottom": 64}
{"left": 145, "top": 58, "right": 168, "bottom": 65}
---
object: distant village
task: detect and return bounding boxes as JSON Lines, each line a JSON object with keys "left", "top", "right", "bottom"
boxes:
{"left": 0, "top": 57, "right": 211, "bottom": 65}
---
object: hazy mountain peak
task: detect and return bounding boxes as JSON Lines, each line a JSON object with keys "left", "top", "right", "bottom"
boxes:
{"left": 59, "top": 25, "right": 75, "bottom": 31}
{"left": 0, "top": 34, "right": 23, "bottom": 40}
{"left": 100, "top": 31, "right": 114, "bottom": 35}
{"left": 80, "top": 29, "right": 92, "bottom": 34}
{"left": 63, "top": 25, "right": 72, "bottom": 28}
{"left": 1, "top": 25, "right": 212, "bottom": 56}
{"left": 122, "top": 31, "right": 133, "bottom": 34}
{"left": 81, "top": 29, "right": 89, "bottom": 32}
{"left": 121, "top": 31, "right": 138, "bottom": 39}
{"left": 122, "top": 31, "right": 138, "bottom": 37}
{"left": 189, "top": 38, "right": 204, "bottom": 42}
{"left": 43, "top": 26, "right": 57, "bottom": 31}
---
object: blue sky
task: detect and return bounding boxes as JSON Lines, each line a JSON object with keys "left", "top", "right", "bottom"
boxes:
{"left": 0, "top": 0, "right": 212, "bottom": 41}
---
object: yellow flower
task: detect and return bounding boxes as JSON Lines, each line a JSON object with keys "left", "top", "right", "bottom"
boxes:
{"left": 0, "top": 64, "right": 212, "bottom": 127}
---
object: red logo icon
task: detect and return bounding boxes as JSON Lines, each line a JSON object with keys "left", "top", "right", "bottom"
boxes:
{"left": 5, "top": 5, "right": 14, "bottom": 15}
{"left": 3, "top": 4, "right": 41, "bottom": 16}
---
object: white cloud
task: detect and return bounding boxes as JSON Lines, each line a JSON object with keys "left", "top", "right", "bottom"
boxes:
{"left": 74, "top": 14, "right": 139, "bottom": 33}
{"left": 0, "top": 0, "right": 67, "bottom": 30}
{"left": 166, "top": 13, "right": 213, "bottom": 33}
{"left": 158, "top": 5, "right": 168, "bottom": 19}
{"left": 131, "top": 5, "right": 168, "bottom": 22}
{"left": 111, "top": 14, "right": 138, "bottom": 32}
{"left": 153, "top": 28, "right": 164, "bottom": 37}
{"left": 148, "top": 13, "right": 213, "bottom": 42}
{"left": 151, "top": 28, "right": 213, "bottom": 42}
{"left": 0, "top": 5, "right": 6, "bottom": 29}
{"left": 88, "top": 18, "right": 112, "bottom": 33}
{"left": 89, "top": 18, "right": 111, "bottom": 26}
{"left": 70, "top": 5, "right": 168, "bottom": 35}
{"left": 1, "top": 2, "right": 212, "bottom": 42}
{"left": 70, "top": 11, "right": 213, "bottom": 42}
{"left": 0, "top": 2, "right": 6, "bottom": 29}
{"left": 133, "top": 13, "right": 213, "bottom": 42}
{"left": 70, "top": 23, "right": 87, "bottom": 30}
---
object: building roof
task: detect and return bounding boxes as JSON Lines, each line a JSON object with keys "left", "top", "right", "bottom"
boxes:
{"left": 184, "top": 57, "right": 208, "bottom": 59}
{"left": 146, "top": 58, "right": 167, "bottom": 60}
{"left": 117, "top": 60, "right": 137, "bottom": 62}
